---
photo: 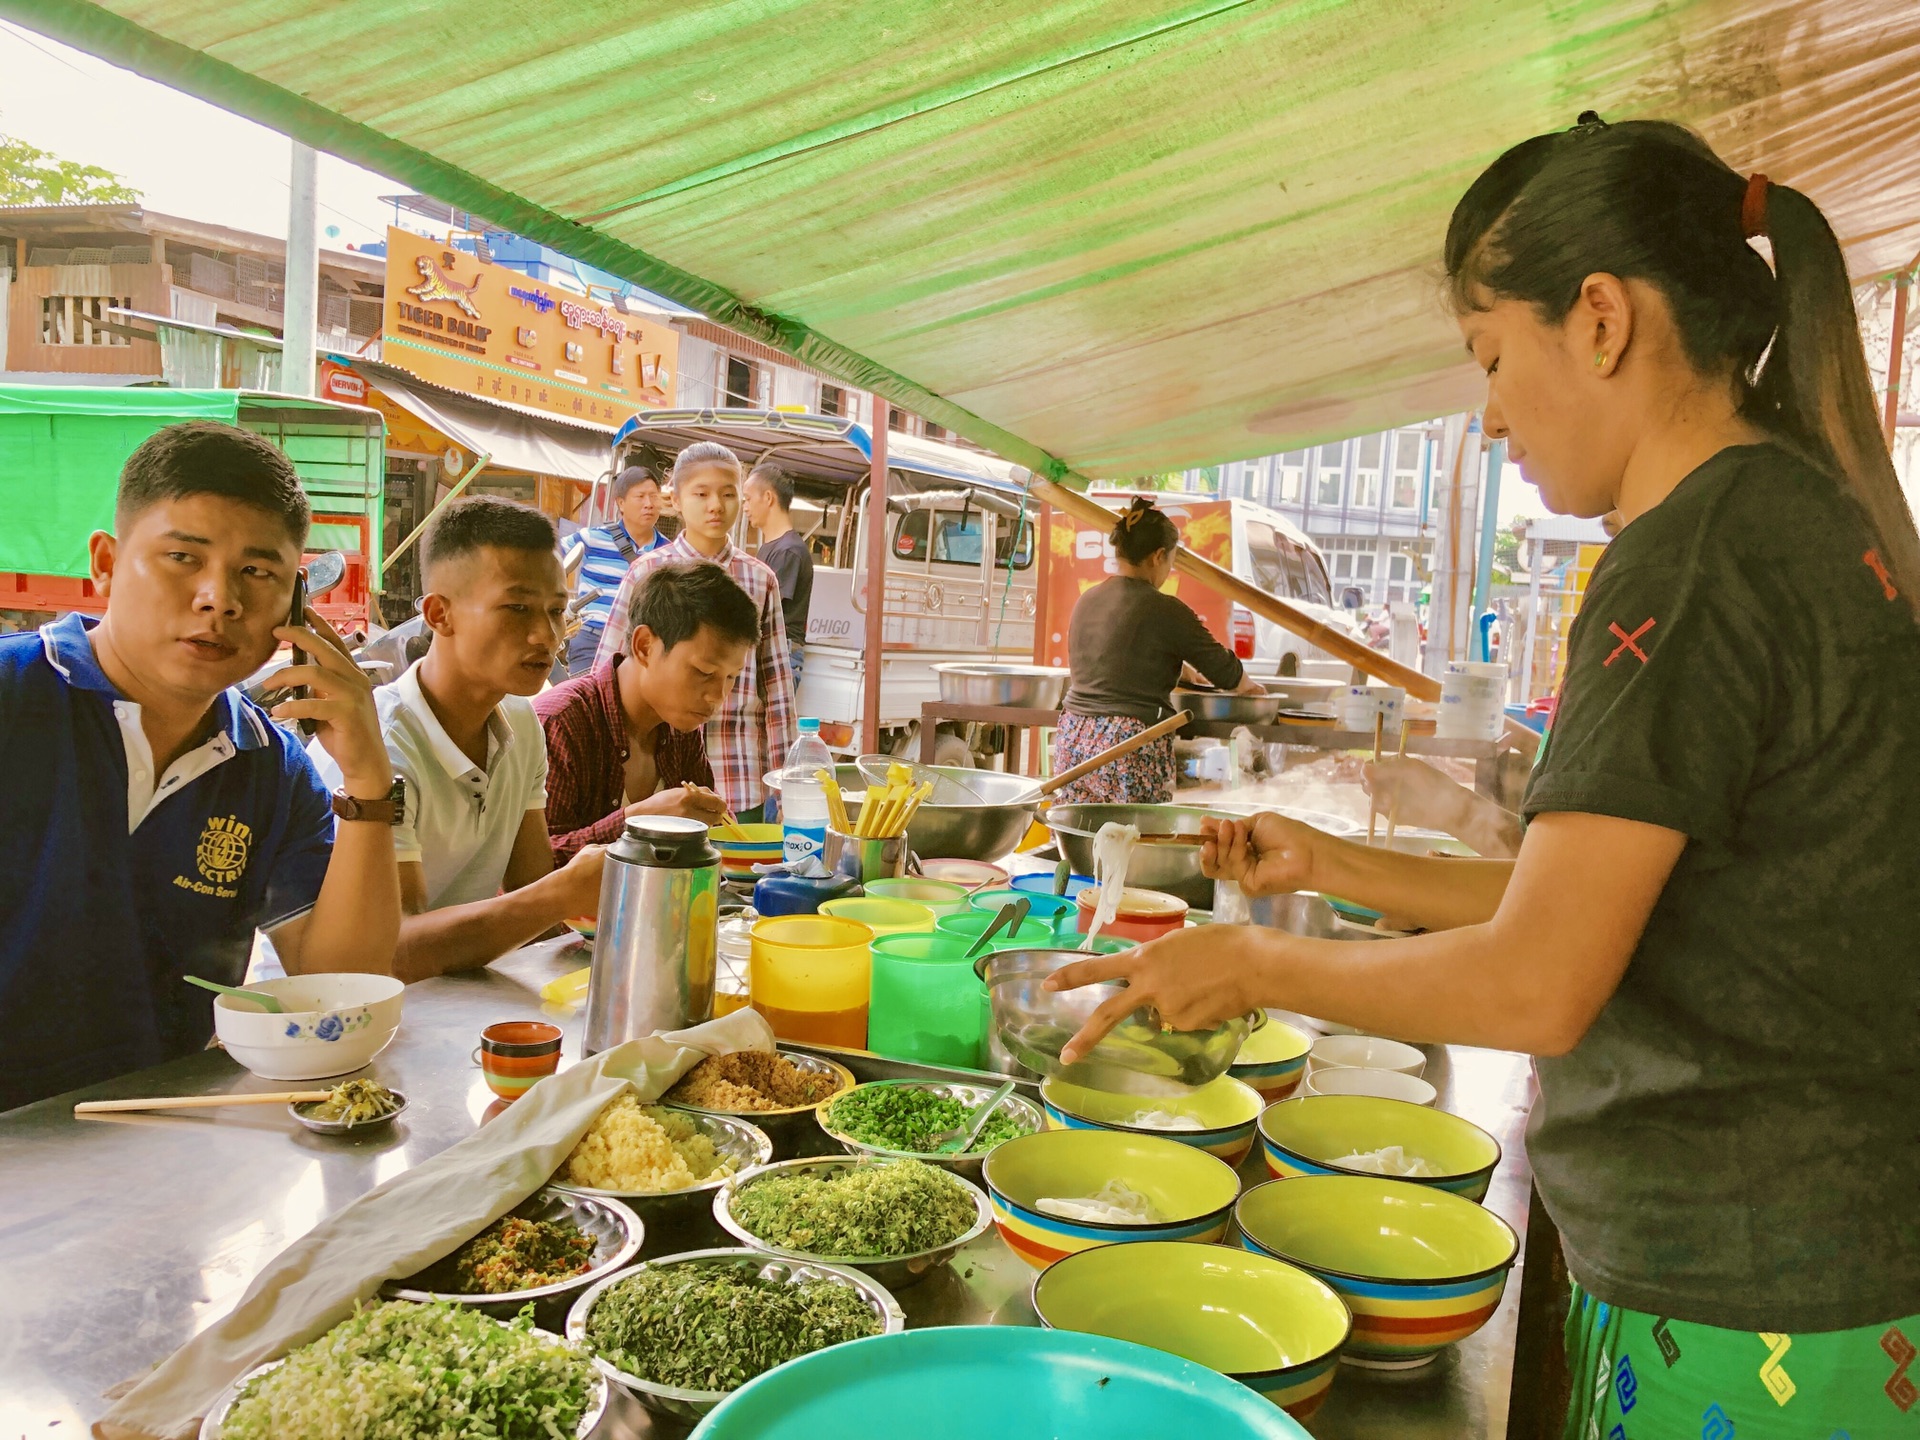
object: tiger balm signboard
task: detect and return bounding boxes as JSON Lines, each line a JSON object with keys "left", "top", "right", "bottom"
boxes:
{"left": 1038, "top": 493, "right": 1236, "bottom": 668}
{"left": 380, "top": 227, "right": 677, "bottom": 426}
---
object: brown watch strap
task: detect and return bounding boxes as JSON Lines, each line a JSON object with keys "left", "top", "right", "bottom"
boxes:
{"left": 332, "top": 779, "right": 405, "bottom": 825}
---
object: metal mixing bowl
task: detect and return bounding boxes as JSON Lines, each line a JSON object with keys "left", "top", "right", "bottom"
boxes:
{"left": 662, "top": 1051, "right": 855, "bottom": 1160}
{"left": 765, "top": 763, "right": 1041, "bottom": 863}
{"left": 932, "top": 663, "right": 1069, "bottom": 708}
{"left": 548, "top": 1107, "right": 775, "bottom": 1225}
{"left": 567, "top": 1248, "right": 904, "bottom": 1422}
{"left": 975, "top": 947, "right": 1263, "bottom": 1098}
{"left": 199, "top": 1333, "right": 608, "bottom": 1439}
{"left": 816, "top": 1079, "right": 1046, "bottom": 1185}
{"left": 1045, "top": 803, "right": 1227, "bottom": 908}
{"left": 382, "top": 1187, "right": 643, "bottom": 1311}
{"left": 712, "top": 1155, "right": 993, "bottom": 1288}
{"left": 1172, "top": 687, "right": 1282, "bottom": 726}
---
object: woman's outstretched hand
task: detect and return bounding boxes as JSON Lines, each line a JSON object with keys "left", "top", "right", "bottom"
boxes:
{"left": 1044, "top": 926, "right": 1268, "bottom": 1064}
{"left": 1202, "top": 812, "right": 1326, "bottom": 898}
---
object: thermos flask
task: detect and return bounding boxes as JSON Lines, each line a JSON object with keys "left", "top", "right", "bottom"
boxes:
{"left": 584, "top": 815, "right": 720, "bottom": 1055}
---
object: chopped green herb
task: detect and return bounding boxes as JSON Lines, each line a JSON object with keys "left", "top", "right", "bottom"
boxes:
{"left": 823, "top": 1085, "right": 1032, "bottom": 1154}
{"left": 422, "top": 1215, "right": 596, "bottom": 1294}
{"left": 585, "top": 1263, "right": 881, "bottom": 1392}
{"left": 219, "top": 1300, "right": 594, "bottom": 1439}
{"left": 730, "top": 1159, "right": 977, "bottom": 1257}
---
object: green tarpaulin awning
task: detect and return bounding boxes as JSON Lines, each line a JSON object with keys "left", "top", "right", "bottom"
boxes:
{"left": 0, "top": 387, "right": 240, "bottom": 577}
{"left": 9, "top": 1, "right": 1919, "bottom": 482}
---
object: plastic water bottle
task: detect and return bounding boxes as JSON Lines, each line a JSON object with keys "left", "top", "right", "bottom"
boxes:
{"left": 780, "top": 718, "right": 834, "bottom": 867}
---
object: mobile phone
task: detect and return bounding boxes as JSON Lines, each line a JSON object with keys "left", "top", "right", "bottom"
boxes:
{"left": 288, "top": 569, "right": 313, "bottom": 735}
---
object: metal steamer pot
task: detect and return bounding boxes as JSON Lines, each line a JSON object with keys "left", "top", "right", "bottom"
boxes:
{"left": 764, "top": 763, "right": 1042, "bottom": 864}
{"left": 1043, "top": 803, "right": 1229, "bottom": 910}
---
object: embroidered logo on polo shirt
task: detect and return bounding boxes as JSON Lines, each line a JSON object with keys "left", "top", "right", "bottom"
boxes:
{"left": 195, "top": 815, "right": 253, "bottom": 885}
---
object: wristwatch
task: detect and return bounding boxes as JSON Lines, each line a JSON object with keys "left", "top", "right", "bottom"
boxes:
{"left": 332, "top": 779, "right": 405, "bottom": 825}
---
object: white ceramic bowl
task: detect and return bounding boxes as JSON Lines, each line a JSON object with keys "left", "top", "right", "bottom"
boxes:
{"left": 1303, "top": 1065, "right": 1437, "bottom": 1106}
{"left": 1308, "top": 1034, "right": 1425, "bottom": 1077}
{"left": 213, "top": 973, "right": 404, "bottom": 1081}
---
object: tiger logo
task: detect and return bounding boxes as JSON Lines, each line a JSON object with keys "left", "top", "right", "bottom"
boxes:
{"left": 406, "top": 254, "right": 482, "bottom": 320}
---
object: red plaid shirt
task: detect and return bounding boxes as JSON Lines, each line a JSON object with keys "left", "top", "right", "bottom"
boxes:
{"left": 593, "top": 535, "right": 796, "bottom": 812}
{"left": 533, "top": 658, "right": 715, "bottom": 862}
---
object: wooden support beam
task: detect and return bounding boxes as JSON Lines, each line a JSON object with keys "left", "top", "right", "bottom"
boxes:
{"left": 1026, "top": 477, "right": 1441, "bottom": 701}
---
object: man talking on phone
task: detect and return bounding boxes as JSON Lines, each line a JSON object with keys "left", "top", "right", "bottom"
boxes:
{"left": 0, "top": 422, "right": 402, "bottom": 1113}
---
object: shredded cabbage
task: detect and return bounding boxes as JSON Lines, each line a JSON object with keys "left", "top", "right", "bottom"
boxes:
{"left": 218, "top": 1300, "right": 595, "bottom": 1439}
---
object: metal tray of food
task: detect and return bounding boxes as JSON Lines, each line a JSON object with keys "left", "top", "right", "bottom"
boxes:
{"left": 383, "top": 1186, "right": 643, "bottom": 1309}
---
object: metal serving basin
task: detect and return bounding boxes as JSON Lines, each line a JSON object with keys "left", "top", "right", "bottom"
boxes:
{"left": 1044, "top": 803, "right": 1230, "bottom": 909}
{"left": 765, "top": 763, "right": 1042, "bottom": 863}
{"left": 932, "top": 663, "right": 1069, "bottom": 709}
{"left": 1172, "top": 686, "right": 1283, "bottom": 726}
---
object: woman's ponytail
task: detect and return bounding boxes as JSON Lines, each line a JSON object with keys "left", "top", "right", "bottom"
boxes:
{"left": 1752, "top": 183, "right": 1920, "bottom": 616}
{"left": 1446, "top": 117, "right": 1920, "bottom": 622}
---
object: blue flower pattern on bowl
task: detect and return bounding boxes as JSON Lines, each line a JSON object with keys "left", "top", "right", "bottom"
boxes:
{"left": 279, "top": 1009, "right": 373, "bottom": 1042}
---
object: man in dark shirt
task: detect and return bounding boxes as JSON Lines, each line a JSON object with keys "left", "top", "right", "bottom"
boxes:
{"left": 535, "top": 562, "right": 759, "bottom": 861}
{"left": 745, "top": 461, "right": 813, "bottom": 690}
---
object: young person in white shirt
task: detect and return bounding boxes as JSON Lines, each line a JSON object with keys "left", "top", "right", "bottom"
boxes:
{"left": 312, "top": 496, "right": 604, "bottom": 979}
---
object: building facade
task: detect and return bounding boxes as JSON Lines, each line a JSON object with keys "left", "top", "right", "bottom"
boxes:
{"left": 1197, "top": 423, "right": 1444, "bottom": 608}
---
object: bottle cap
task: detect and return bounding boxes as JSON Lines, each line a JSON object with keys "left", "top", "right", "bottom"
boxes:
{"left": 798, "top": 717, "right": 821, "bottom": 732}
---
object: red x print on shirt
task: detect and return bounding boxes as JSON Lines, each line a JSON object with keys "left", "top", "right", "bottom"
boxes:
{"left": 1605, "top": 618, "right": 1655, "bottom": 666}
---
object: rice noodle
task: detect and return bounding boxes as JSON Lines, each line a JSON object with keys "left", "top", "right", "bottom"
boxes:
{"left": 1081, "top": 822, "right": 1140, "bottom": 948}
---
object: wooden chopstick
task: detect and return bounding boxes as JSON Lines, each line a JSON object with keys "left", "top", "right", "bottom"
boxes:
{"left": 1367, "top": 712, "right": 1385, "bottom": 846}
{"left": 75, "top": 1090, "right": 333, "bottom": 1115}
{"left": 1383, "top": 719, "right": 1409, "bottom": 848}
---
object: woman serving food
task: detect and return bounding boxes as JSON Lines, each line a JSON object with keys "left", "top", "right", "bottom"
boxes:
{"left": 1055, "top": 498, "right": 1261, "bottom": 804}
{"left": 1051, "top": 116, "right": 1920, "bottom": 1436}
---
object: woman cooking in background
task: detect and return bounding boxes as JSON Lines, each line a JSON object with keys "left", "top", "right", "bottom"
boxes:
{"left": 1050, "top": 116, "right": 1920, "bottom": 1436}
{"left": 1055, "top": 498, "right": 1262, "bottom": 804}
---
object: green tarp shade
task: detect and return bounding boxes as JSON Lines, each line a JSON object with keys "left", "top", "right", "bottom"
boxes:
{"left": 9, "top": 2, "right": 1919, "bottom": 482}
{"left": 0, "top": 386, "right": 239, "bottom": 577}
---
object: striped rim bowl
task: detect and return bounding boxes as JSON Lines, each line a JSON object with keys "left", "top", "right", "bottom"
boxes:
{"left": 1234, "top": 1175, "right": 1517, "bottom": 1368}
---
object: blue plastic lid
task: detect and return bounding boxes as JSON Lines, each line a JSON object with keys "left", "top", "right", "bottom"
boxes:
{"left": 798, "top": 717, "right": 821, "bottom": 732}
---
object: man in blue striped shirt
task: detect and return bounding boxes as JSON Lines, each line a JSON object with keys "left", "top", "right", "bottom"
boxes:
{"left": 566, "top": 465, "right": 667, "bottom": 674}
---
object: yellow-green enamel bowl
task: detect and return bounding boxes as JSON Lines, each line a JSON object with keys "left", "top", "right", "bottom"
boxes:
{"left": 1033, "top": 1240, "right": 1351, "bottom": 1419}
{"left": 1235, "top": 1175, "right": 1517, "bottom": 1369}
{"left": 1042, "top": 1074, "right": 1266, "bottom": 1166}
{"left": 1228, "top": 1019, "right": 1313, "bottom": 1101}
{"left": 1257, "top": 1095, "right": 1500, "bottom": 1200}
{"left": 981, "top": 1128, "right": 1241, "bottom": 1270}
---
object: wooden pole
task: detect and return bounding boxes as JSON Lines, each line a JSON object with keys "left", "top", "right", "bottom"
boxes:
{"left": 861, "top": 399, "right": 890, "bottom": 755}
{"left": 1885, "top": 273, "right": 1910, "bottom": 450}
{"left": 1030, "top": 504, "right": 1053, "bottom": 666}
{"left": 1026, "top": 477, "right": 1441, "bottom": 701}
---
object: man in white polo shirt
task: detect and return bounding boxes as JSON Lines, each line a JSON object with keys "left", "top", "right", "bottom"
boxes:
{"left": 313, "top": 496, "right": 605, "bottom": 979}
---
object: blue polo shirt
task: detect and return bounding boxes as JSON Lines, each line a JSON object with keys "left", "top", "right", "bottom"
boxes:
{"left": 0, "top": 614, "right": 333, "bottom": 1111}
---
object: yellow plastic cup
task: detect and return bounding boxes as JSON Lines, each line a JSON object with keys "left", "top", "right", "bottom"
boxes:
{"left": 861, "top": 877, "right": 973, "bottom": 918}
{"left": 749, "top": 914, "right": 875, "bottom": 1048}
{"left": 820, "top": 896, "right": 936, "bottom": 937}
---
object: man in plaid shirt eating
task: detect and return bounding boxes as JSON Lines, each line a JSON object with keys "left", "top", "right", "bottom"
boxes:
{"left": 595, "top": 442, "right": 796, "bottom": 820}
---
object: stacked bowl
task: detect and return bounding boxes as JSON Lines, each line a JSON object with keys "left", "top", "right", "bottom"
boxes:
{"left": 1257, "top": 1095, "right": 1501, "bottom": 1200}
{"left": 1039, "top": 1075, "right": 1266, "bottom": 1167}
{"left": 981, "top": 1129, "right": 1241, "bottom": 1270}
{"left": 1235, "top": 1175, "right": 1517, "bottom": 1369}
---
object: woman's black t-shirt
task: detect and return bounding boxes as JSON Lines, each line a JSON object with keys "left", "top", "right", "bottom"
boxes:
{"left": 1062, "top": 575, "right": 1244, "bottom": 722}
{"left": 1523, "top": 443, "right": 1920, "bottom": 1331}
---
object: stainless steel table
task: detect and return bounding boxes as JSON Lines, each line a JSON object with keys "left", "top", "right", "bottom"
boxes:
{"left": 0, "top": 937, "right": 1537, "bottom": 1439}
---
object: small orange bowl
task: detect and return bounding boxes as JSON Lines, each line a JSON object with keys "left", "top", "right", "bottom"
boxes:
{"left": 1077, "top": 887, "right": 1188, "bottom": 943}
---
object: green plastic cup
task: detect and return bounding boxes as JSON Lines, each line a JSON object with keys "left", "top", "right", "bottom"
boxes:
{"left": 934, "top": 910, "right": 1057, "bottom": 951}
{"left": 867, "top": 931, "right": 987, "bottom": 1067}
